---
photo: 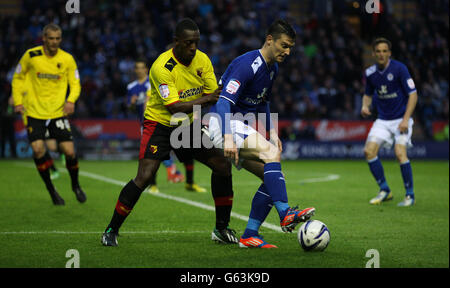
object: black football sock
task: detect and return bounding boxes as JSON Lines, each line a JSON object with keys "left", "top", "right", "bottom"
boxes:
{"left": 211, "top": 173, "right": 233, "bottom": 230}
{"left": 34, "top": 156, "right": 57, "bottom": 195}
{"left": 149, "top": 172, "right": 156, "bottom": 186}
{"left": 184, "top": 160, "right": 194, "bottom": 185}
{"left": 107, "top": 180, "right": 144, "bottom": 232}
{"left": 44, "top": 151, "right": 57, "bottom": 172}
{"left": 65, "top": 156, "right": 80, "bottom": 188}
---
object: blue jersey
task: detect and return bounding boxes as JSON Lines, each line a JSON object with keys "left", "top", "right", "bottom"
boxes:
{"left": 210, "top": 50, "right": 278, "bottom": 134}
{"left": 127, "top": 78, "right": 150, "bottom": 123}
{"left": 364, "top": 59, "right": 417, "bottom": 120}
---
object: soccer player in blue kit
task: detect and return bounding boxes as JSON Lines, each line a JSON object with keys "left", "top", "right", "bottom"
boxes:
{"left": 361, "top": 38, "right": 418, "bottom": 207}
{"left": 127, "top": 59, "right": 206, "bottom": 193}
{"left": 208, "top": 19, "right": 315, "bottom": 248}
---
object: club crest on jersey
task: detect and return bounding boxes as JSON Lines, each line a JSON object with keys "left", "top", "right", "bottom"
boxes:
{"left": 387, "top": 73, "right": 394, "bottom": 81}
{"left": 159, "top": 84, "right": 170, "bottom": 99}
{"left": 226, "top": 79, "right": 240, "bottom": 95}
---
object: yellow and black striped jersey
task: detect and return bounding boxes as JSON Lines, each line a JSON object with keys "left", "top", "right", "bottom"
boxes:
{"left": 145, "top": 48, "right": 218, "bottom": 127}
{"left": 12, "top": 46, "right": 81, "bottom": 120}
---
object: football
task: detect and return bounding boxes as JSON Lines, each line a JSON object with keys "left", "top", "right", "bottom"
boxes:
{"left": 298, "top": 220, "right": 330, "bottom": 251}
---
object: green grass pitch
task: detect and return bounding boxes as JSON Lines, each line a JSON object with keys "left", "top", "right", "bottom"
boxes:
{"left": 0, "top": 159, "right": 448, "bottom": 268}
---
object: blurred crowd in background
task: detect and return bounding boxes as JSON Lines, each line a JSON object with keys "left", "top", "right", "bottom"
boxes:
{"left": 0, "top": 0, "right": 448, "bottom": 141}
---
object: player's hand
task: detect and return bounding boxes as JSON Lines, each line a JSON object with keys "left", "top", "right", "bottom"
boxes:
{"left": 270, "top": 130, "right": 283, "bottom": 152}
{"left": 63, "top": 101, "right": 75, "bottom": 116}
{"left": 205, "top": 85, "right": 223, "bottom": 105}
{"left": 398, "top": 119, "right": 409, "bottom": 134}
{"left": 14, "top": 105, "right": 25, "bottom": 115}
{"left": 130, "top": 95, "right": 138, "bottom": 105}
{"left": 224, "top": 134, "right": 239, "bottom": 166}
{"left": 361, "top": 106, "right": 372, "bottom": 118}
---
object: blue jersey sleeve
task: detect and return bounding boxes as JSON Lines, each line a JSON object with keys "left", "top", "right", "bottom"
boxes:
{"left": 219, "top": 61, "right": 254, "bottom": 105}
{"left": 265, "top": 101, "right": 273, "bottom": 131}
{"left": 215, "top": 97, "right": 232, "bottom": 135}
{"left": 126, "top": 87, "right": 133, "bottom": 105}
{"left": 398, "top": 64, "right": 417, "bottom": 96}
{"left": 364, "top": 76, "right": 375, "bottom": 96}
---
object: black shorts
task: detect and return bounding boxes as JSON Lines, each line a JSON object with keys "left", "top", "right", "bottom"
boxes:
{"left": 27, "top": 116, "right": 73, "bottom": 143}
{"left": 139, "top": 120, "right": 212, "bottom": 163}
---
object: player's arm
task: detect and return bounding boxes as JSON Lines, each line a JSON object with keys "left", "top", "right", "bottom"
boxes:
{"left": 399, "top": 91, "right": 418, "bottom": 133}
{"left": 398, "top": 66, "right": 418, "bottom": 133}
{"left": 64, "top": 55, "right": 81, "bottom": 115}
{"left": 166, "top": 91, "right": 220, "bottom": 115}
{"left": 361, "top": 94, "right": 373, "bottom": 118}
{"left": 220, "top": 65, "right": 253, "bottom": 164}
{"left": 361, "top": 71, "right": 375, "bottom": 118}
{"left": 215, "top": 95, "right": 239, "bottom": 164}
{"left": 265, "top": 101, "right": 282, "bottom": 152}
{"left": 11, "top": 52, "right": 30, "bottom": 114}
{"left": 167, "top": 57, "right": 220, "bottom": 115}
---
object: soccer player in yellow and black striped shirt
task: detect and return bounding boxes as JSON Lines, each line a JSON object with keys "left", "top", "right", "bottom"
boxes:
{"left": 12, "top": 23, "right": 86, "bottom": 205}
{"left": 102, "top": 18, "right": 238, "bottom": 246}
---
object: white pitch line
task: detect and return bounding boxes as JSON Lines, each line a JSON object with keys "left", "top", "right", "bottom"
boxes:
{"left": 82, "top": 171, "right": 282, "bottom": 232}
{"left": 299, "top": 174, "right": 340, "bottom": 184}
{"left": 13, "top": 162, "right": 339, "bottom": 232}
{"left": 0, "top": 230, "right": 209, "bottom": 235}
{"left": 14, "top": 162, "right": 282, "bottom": 232}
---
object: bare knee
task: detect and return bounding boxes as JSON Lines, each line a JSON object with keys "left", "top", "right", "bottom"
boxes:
{"left": 31, "top": 142, "right": 46, "bottom": 158}
{"left": 134, "top": 159, "right": 160, "bottom": 188}
{"left": 395, "top": 146, "right": 408, "bottom": 163}
{"left": 59, "top": 142, "right": 76, "bottom": 159}
{"left": 364, "top": 144, "right": 378, "bottom": 160}
{"left": 260, "top": 144, "right": 281, "bottom": 164}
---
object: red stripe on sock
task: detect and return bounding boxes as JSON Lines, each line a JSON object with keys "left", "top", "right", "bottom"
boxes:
{"left": 37, "top": 160, "right": 53, "bottom": 171}
{"left": 115, "top": 201, "right": 132, "bottom": 216}
{"left": 214, "top": 196, "right": 233, "bottom": 206}
{"left": 66, "top": 163, "right": 79, "bottom": 170}
{"left": 184, "top": 164, "right": 194, "bottom": 171}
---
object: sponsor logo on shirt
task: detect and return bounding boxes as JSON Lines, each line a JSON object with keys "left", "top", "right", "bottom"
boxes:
{"left": 225, "top": 79, "right": 240, "bottom": 94}
{"left": 36, "top": 72, "right": 61, "bottom": 80}
{"left": 377, "top": 85, "right": 398, "bottom": 99}
{"left": 178, "top": 86, "right": 204, "bottom": 99}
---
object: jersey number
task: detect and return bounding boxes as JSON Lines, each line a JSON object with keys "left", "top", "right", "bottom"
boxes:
{"left": 56, "top": 119, "right": 71, "bottom": 131}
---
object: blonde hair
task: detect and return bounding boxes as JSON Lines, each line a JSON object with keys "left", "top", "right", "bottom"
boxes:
{"left": 43, "top": 23, "right": 62, "bottom": 37}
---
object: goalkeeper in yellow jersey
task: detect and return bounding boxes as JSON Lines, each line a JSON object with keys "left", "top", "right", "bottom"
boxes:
{"left": 12, "top": 23, "right": 86, "bottom": 205}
